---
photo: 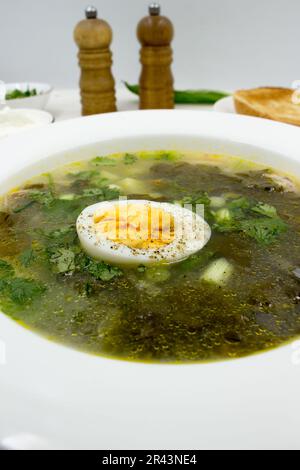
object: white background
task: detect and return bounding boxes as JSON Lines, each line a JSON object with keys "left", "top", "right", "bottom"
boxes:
{"left": 0, "top": 0, "right": 299, "bottom": 91}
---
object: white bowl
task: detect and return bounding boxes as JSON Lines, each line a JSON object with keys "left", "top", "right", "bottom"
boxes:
{"left": 0, "top": 111, "right": 300, "bottom": 450}
{"left": 3, "top": 82, "right": 52, "bottom": 110}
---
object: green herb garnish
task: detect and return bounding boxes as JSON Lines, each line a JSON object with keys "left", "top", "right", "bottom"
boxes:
{"left": 13, "top": 200, "right": 35, "bottom": 214}
{"left": 178, "top": 192, "right": 210, "bottom": 209}
{"left": 81, "top": 188, "right": 105, "bottom": 198}
{"left": 251, "top": 202, "right": 278, "bottom": 218}
{"left": 6, "top": 88, "right": 38, "bottom": 100}
{"left": 92, "top": 156, "right": 117, "bottom": 167}
{"left": 179, "top": 250, "right": 214, "bottom": 272}
{"left": 213, "top": 197, "right": 287, "bottom": 245}
{"left": 123, "top": 153, "right": 138, "bottom": 165}
{"left": 137, "top": 265, "right": 147, "bottom": 273}
{"left": 19, "top": 249, "right": 36, "bottom": 268}
{"left": 28, "top": 190, "right": 55, "bottom": 207}
{"left": 48, "top": 248, "right": 76, "bottom": 274}
{"left": 84, "top": 259, "right": 123, "bottom": 282}
{"left": 239, "top": 218, "right": 287, "bottom": 245}
{"left": 6, "top": 278, "right": 46, "bottom": 304}
{"left": 68, "top": 170, "right": 99, "bottom": 181}
{"left": 0, "top": 260, "right": 14, "bottom": 279}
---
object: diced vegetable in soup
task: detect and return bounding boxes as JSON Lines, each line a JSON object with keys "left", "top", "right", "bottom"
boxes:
{"left": 1, "top": 150, "right": 300, "bottom": 363}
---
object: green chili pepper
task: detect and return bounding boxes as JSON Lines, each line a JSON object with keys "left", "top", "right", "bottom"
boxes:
{"left": 124, "top": 82, "right": 230, "bottom": 105}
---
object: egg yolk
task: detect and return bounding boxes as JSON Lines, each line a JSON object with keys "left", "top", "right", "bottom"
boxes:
{"left": 94, "top": 203, "right": 175, "bottom": 250}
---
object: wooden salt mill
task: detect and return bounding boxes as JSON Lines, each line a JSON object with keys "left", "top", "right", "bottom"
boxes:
{"left": 74, "top": 6, "right": 117, "bottom": 115}
{"left": 137, "top": 3, "right": 174, "bottom": 109}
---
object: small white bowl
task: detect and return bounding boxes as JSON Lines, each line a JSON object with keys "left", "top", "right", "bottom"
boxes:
{"left": 3, "top": 82, "right": 52, "bottom": 110}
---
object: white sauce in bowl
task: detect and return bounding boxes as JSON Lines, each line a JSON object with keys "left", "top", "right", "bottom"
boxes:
{"left": 0, "top": 107, "right": 53, "bottom": 138}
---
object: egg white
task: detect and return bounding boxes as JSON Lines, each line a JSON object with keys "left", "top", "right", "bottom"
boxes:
{"left": 76, "top": 200, "right": 211, "bottom": 266}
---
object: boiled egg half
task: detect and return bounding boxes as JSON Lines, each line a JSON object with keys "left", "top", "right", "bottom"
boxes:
{"left": 77, "top": 200, "right": 211, "bottom": 266}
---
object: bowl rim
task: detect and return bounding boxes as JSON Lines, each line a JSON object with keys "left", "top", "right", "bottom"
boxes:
{"left": 1, "top": 109, "right": 300, "bottom": 450}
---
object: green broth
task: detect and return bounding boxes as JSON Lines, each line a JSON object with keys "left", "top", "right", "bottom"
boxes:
{"left": 1, "top": 150, "right": 300, "bottom": 363}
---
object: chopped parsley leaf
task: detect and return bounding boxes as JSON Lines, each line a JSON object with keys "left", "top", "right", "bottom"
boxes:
{"left": 0, "top": 260, "right": 14, "bottom": 279}
{"left": 19, "top": 249, "right": 36, "bottom": 268}
{"left": 123, "top": 153, "right": 138, "bottom": 165}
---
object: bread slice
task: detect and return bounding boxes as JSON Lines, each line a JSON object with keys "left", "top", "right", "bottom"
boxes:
{"left": 234, "top": 87, "right": 300, "bottom": 126}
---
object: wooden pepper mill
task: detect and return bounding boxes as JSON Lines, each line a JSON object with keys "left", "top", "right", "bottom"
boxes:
{"left": 137, "top": 3, "right": 174, "bottom": 109}
{"left": 74, "top": 6, "right": 117, "bottom": 115}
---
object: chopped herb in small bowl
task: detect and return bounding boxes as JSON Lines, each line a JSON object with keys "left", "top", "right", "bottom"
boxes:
{"left": 6, "top": 88, "right": 38, "bottom": 100}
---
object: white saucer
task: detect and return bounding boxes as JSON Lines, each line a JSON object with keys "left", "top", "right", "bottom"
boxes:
{"left": 214, "top": 96, "right": 236, "bottom": 114}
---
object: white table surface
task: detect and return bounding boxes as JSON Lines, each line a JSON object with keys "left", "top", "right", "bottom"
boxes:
{"left": 45, "top": 88, "right": 213, "bottom": 122}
